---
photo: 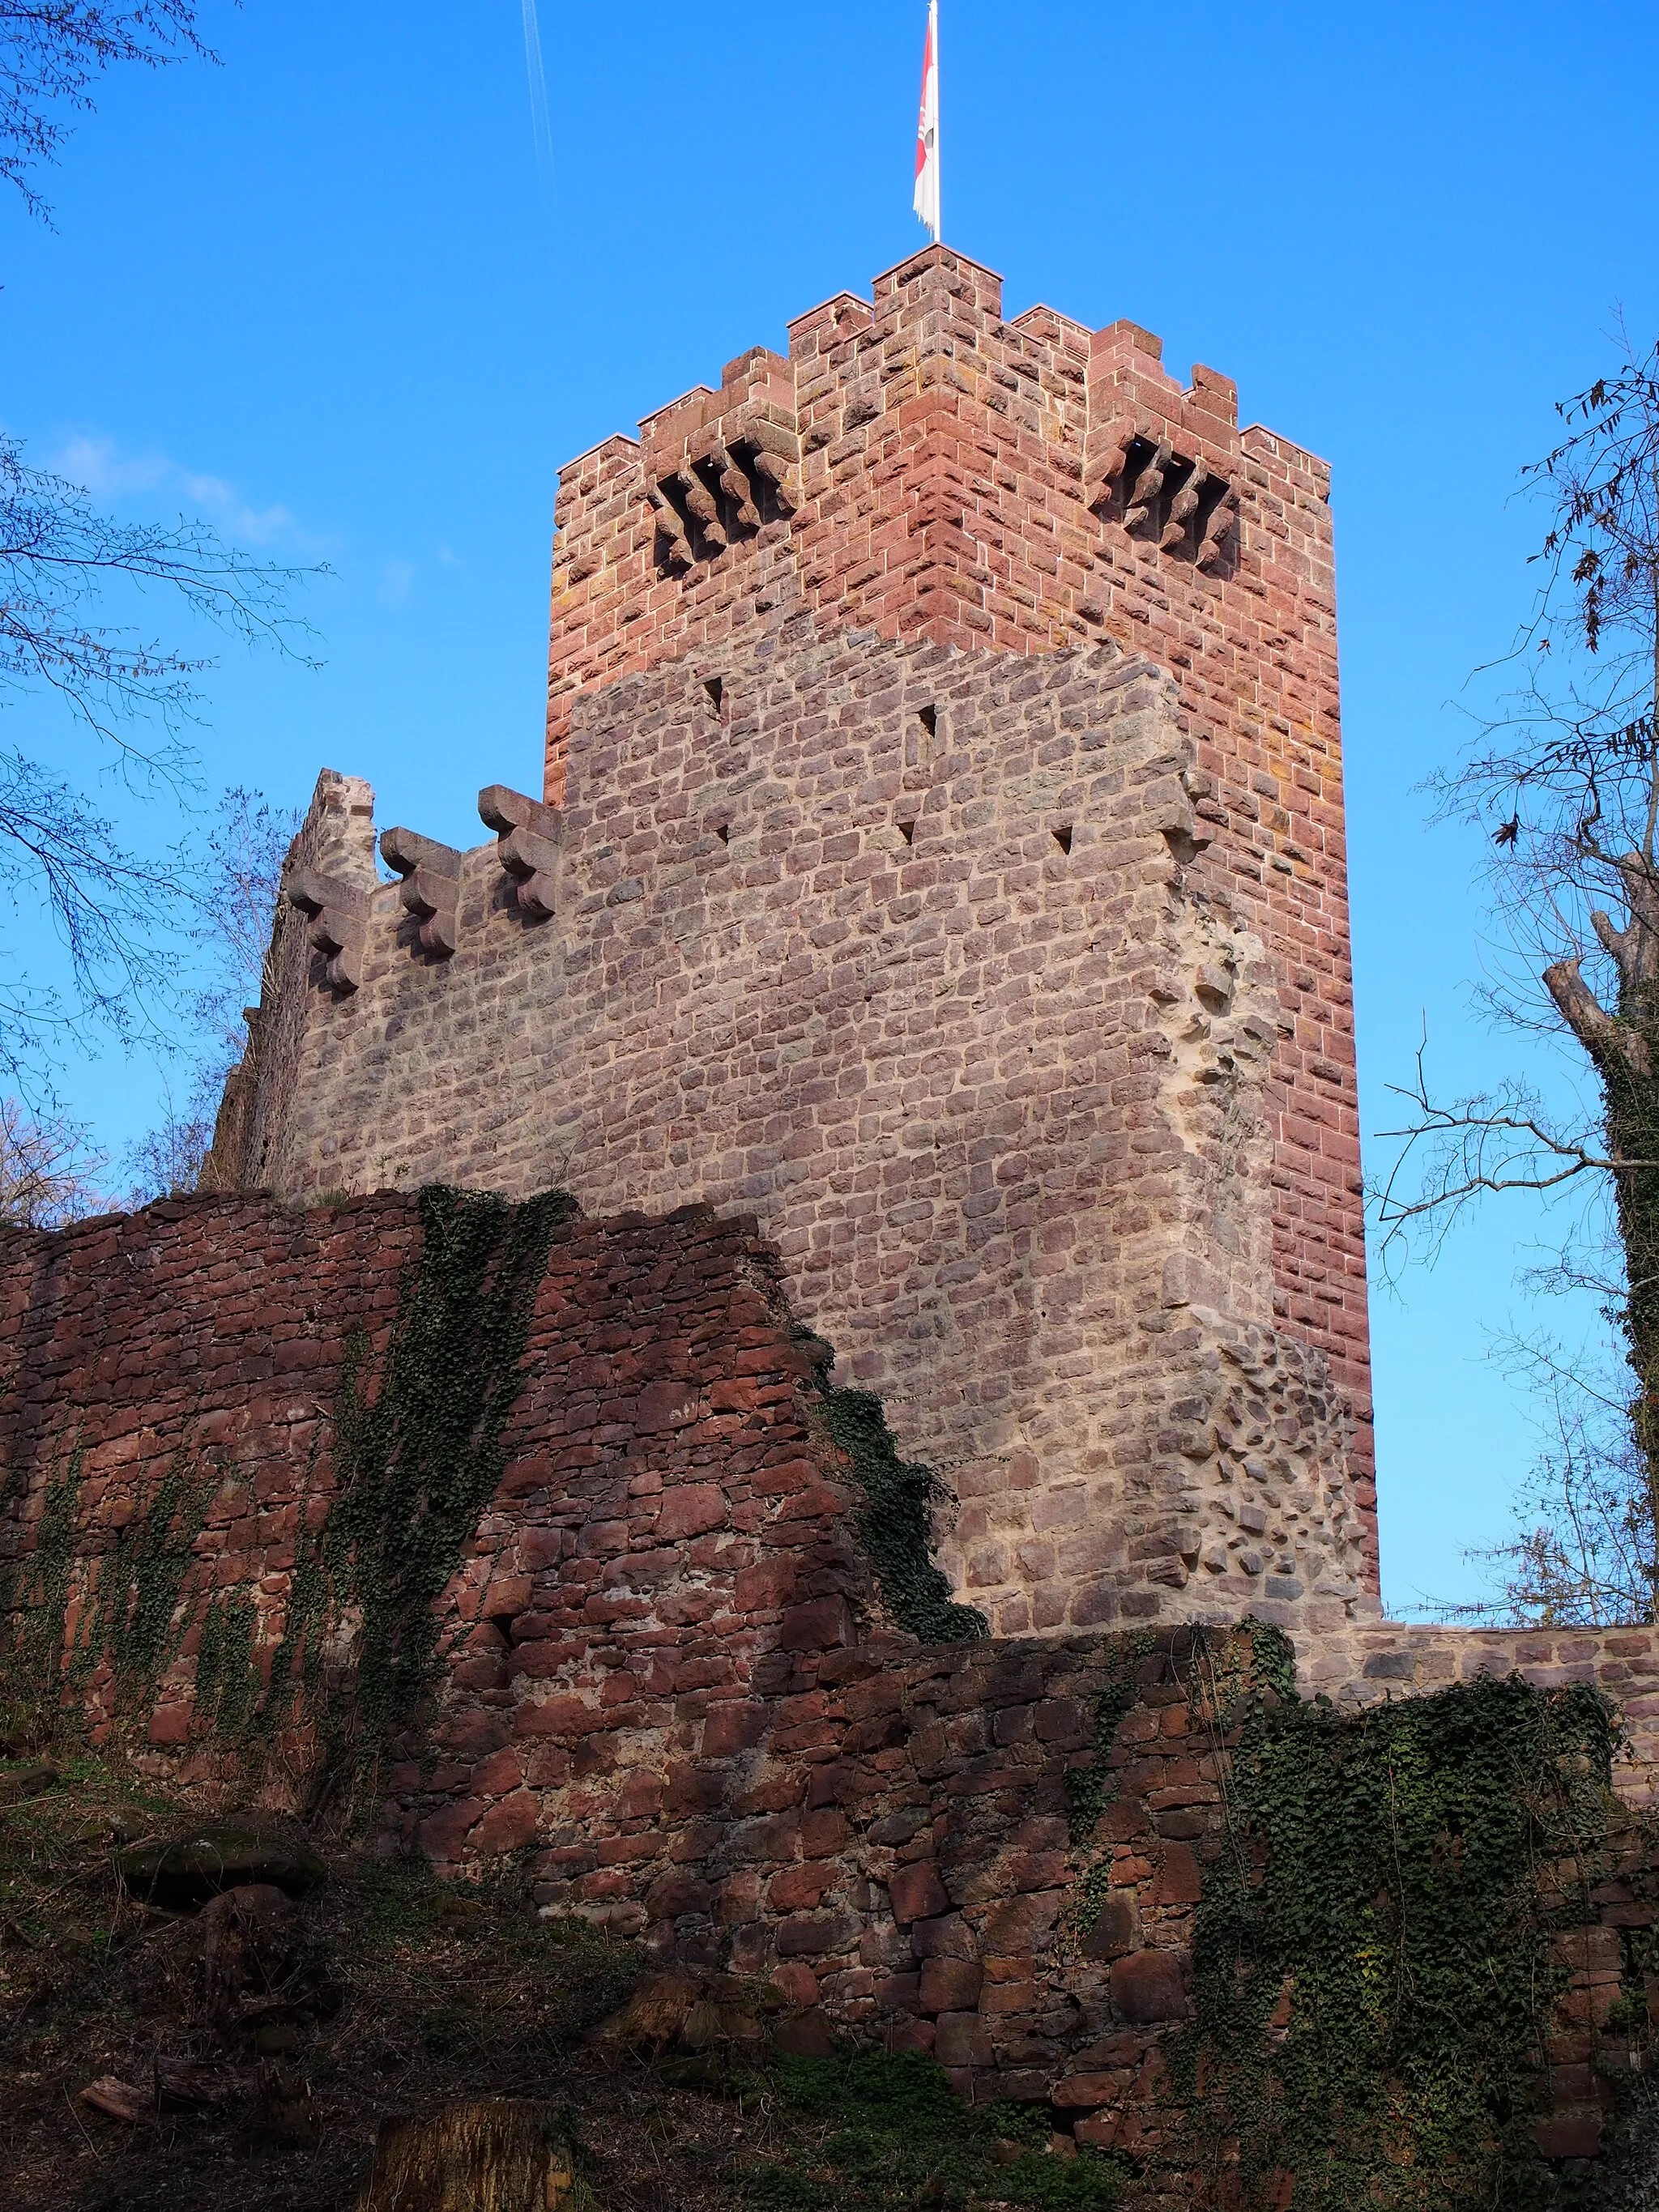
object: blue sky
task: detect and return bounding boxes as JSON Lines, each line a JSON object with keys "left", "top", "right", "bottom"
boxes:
{"left": 3, "top": 0, "right": 1655, "bottom": 1613}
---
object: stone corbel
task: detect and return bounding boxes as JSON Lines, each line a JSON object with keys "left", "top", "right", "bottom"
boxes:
{"left": 286, "top": 867, "right": 369, "bottom": 992}
{"left": 379, "top": 827, "right": 463, "bottom": 957}
{"left": 1196, "top": 488, "right": 1239, "bottom": 570}
{"left": 1124, "top": 437, "right": 1173, "bottom": 531}
{"left": 479, "top": 785, "right": 559, "bottom": 920}
{"left": 1160, "top": 459, "right": 1207, "bottom": 552}
{"left": 1085, "top": 414, "right": 1136, "bottom": 510}
{"left": 676, "top": 464, "right": 727, "bottom": 551}
{"left": 710, "top": 438, "right": 761, "bottom": 531}
{"left": 647, "top": 484, "right": 694, "bottom": 570}
{"left": 742, "top": 418, "right": 801, "bottom": 515}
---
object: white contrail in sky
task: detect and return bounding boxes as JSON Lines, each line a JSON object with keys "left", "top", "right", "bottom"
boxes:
{"left": 521, "top": 0, "right": 554, "bottom": 185}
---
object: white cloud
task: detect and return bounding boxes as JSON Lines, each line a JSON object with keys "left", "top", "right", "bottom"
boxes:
{"left": 53, "top": 433, "right": 169, "bottom": 499}
{"left": 48, "top": 431, "right": 303, "bottom": 548}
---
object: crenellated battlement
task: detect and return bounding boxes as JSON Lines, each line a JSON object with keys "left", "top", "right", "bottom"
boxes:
{"left": 543, "top": 246, "right": 1331, "bottom": 802}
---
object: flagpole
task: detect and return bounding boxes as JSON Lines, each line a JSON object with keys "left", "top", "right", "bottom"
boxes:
{"left": 932, "top": 0, "right": 940, "bottom": 245}
{"left": 914, "top": 0, "right": 940, "bottom": 247}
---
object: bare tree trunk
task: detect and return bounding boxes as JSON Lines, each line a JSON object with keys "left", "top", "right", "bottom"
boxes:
{"left": 354, "top": 2099, "right": 587, "bottom": 2212}
{"left": 1602, "top": 1055, "right": 1659, "bottom": 1612}
{"left": 1547, "top": 874, "right": 1659, "bottom": 1618}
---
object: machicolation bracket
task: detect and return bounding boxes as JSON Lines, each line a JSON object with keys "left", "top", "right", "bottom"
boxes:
{"left": 479, "top": 785, "right": 558, "bottom": 920}
{"left": 1091, "top": 428, "right": 1237, "bottom": 567}
{"left": 380, "top": 826, "right": 463, "bottom": 958}
{"left": 286, "top": 866, "right": 369, "bottom": 992}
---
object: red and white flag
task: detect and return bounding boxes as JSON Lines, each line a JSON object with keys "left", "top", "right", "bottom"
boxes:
{"left": 913, "top": 1, "right": 940, "bottom": 241}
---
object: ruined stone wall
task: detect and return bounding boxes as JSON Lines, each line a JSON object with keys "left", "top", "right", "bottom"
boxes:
{"left": 1307, "top": 1619, "right": 1659, "bottom": 1805}
{"left": 543, "top": 245, "right": 1370, "bottom": 1524}
{"left": 0, "top": 1193, "right": 1648, "bottom": 2189}
{"left": 420, "top": 1623, "right": 1635, "bottom": 2175}
{"left": 214, "top": 631, "right": 1369, "bottom": 1639}
{"left": 0, "top": 1194, "right": 871, "bottom": 1776}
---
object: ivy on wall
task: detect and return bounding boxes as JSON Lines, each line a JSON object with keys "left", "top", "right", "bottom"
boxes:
{"left": 0, "top": 1186, "right": 568, "bottom": 1781}
{"left": 1060, "top": 1631, "right": 1156, "bottom": 1953}
{"left": 320, "top": 1184, "right": 570, "bottom": 1775}
{"left": 93, "top": 1461, "right": 217, "bottom": 1724}
{"left": 1167, "top": 1626, "right": 1640, "bottom": 2211}
{"left": 0, "top": 1451, "right": 222, "bottom": 1745}
{"left": 192, "top": 1588, "right": 261, "bottom": 1740}
{"left": 0, "top": 1449, "right": 84, "bottom": 1743}
{"left": 818, "top": 1387, "right": 987, "bottom": 1643}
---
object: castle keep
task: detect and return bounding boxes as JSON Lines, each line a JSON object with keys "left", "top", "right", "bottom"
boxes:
{"left": 207, "top": 245, "right": 1374, "bottom": 1643}
{"left": 5, "top": 245, "right": 1656, "bottom": 2183}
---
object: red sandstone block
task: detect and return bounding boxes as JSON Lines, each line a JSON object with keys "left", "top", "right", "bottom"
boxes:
{"left": 919, "top": 1957, "right": 983, "bottom": 2013}
{"left": 933, "top": 2010, "right": 993, "bottom": 2069}
{"left": 472, "top": 1748, "right": 525, "bottom": 1796}
{"left": 779, "top": 1596, "right": 852, "bottom": 1652}
{"left": 770, "top": 1864, "right": 837, "bottom": 1912}
{"left": 1153, "top": 1843, "right": 1203, "bottom": 1905}
{"left": 777, "top": 1910, "right": 858, "bottom": 1958}
{"left": 980, "top": 1890, "right": 1063, "bottom": 1950}
{"left": 646, "top": 1869, "right": 713, "bottom": 1920}
{"left": 516, "top": 1693, "right": 603, "bottom": 1737}
{"left": 1111, "top": 1950, "right": 1189, "bottom": 2024}
{"left": 1053, "top": 2072, "right": 1132, "bottom": 2112}
{"left": 472, "top": 1791, "right": 539, "bottom": 1856}
{"left": 889, "top": 1860, "right": 950, "bottom": 1925}
{"left": 800, "top": 1809, "right": 851, "bottom": 1857}
{"left": 419, "top": 1798, "right": 483, "bottom": 1863}
{"left": 701, "top": 1702, "right": 768, "bottom": 1758}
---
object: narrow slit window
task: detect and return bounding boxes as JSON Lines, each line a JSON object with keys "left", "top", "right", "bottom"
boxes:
{"left": 898, "top": 820, "right": 916, "bottom": 847}
{"left": 704, "top": 676, "right": 723, "bottom": 714}
{"left": 917, "top": 704, "right": 936, "bottom": 738}
{"left": 714, "top": 822, "right": 730, "bottom": 846}
{"left": 1052, "top": 824, "right": 1073, "bottom": 855}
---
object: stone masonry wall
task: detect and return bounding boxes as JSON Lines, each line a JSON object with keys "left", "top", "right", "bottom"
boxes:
{"left": 211, "top": 629, "right": 1370, "bottom": 1640}
{"left": 0, "top": 1194, "right": 872, "bottom": 1779}
{"left": 414, "top": 1622, "right": 1641, "bottom": 2180}
{"left": 542, "top": 245, "right": 1370, "bottom": 1524}
{"left": 1308, "top": 1618, "right": 1659, "bottom": 1807}
{"left": 0, "top": 1192, "right": 1649, "bottom": 2189}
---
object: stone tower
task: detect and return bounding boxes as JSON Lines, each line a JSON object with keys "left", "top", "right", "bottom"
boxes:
{"left": 207, "top": 245, "right": 1376, "bottom": 1639}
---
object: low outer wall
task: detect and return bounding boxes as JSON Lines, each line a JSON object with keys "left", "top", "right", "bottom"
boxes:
{"left": 0, "top": 1192, "right": 874, "bottom": 1778}
{"left": 1310, "top": 1620, "right": 1659, "bottom": 1801}
{"left": 0, "top": 1192, "right": 1654, "bottom": 2201}
{"left": 412, "top": 1617, "right": 1647, "bottom": 2195}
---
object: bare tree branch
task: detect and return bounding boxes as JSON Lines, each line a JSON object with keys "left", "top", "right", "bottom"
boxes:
{"left": 0, "top": 3, "right": 213, "bottom": 224}
{"left": 0, "top": 1093, "right": 108, "bottom": 1224}
{"left": 0, "top": 19, "right": 318, "bottom": 1095}
{"left": 1375, "top": 327, "right": 1659, "bottom": 1621}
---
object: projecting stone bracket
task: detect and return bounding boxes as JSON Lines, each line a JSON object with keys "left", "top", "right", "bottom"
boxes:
{"left": 479, "top": 785, "right": 558, "bottom": 920}
{"left": 647, "top": 418, "right": 801, "bottom": 570}
{"left": 286, "top": 867, "right": 369, "bottom": 992}
{"left": 1088, "top": 421, "right": 1237, "bottom": 569}
{"left": 380, "top": 827, "right": 463, "bottom": 957}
